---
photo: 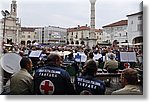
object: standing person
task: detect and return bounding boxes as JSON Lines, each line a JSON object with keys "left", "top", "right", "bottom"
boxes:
{"left": 75, "top": 59, "right": 106, "bottom": 95}
{"left": 88, "top": 52, "right": 94, "bottom": 60}
{"left": 105, "top": 47, "right": 113, "bottom": 61}
{"left": 112, "top": 68, "right": 142, "bottom": 95}
{"left": 103, "top": 53, "right": 118, "bottom": 73}
{"left": 34, "top": 53, "right": 75, "bottom": 95}
{"left": 10, "top": 57, "right": 33, "bottom": 95}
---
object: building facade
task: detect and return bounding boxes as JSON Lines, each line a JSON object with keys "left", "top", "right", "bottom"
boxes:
{"left": 127, "top": 11, "right": 143, "bottom": 44}
{"left": 20, "top": 27, "right": 37, "bottom": 45}
{"left": 102, "top": 20, "right": 128, "bottom": 45}
{"left": 67, "top": 25, "right": 102, "bottom": 46}
{"left": 34, "top": 26, "right": 67, "bottom": 45}
{"left": 0, "top": 0, "right": 21, "bottom": 44}
{"left": 34, "top": 28, "right": 43, "bottom": 44}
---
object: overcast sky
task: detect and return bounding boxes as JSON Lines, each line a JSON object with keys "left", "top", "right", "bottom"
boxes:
{"left": 0, "top": 0, "right": 142, "bottom": 28}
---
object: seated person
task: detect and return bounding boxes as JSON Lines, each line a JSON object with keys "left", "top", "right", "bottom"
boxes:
{"left": 10, "top": 57, "right": 33, "bottom": 95}
{"left": 111, "top": 68, "right": 142, "bottom": 95}
{"left": 34, "top": 53, "right": 75, "bottom": 95}
{"left": 74, "top": 59, "right": 106, "bottom": 95}
{"left": 103, "top": 53, "right": 118, "bottom": 73}
{"left": 88, "top": 52, "right": 94, "bottom": 60}
{"left": 64, "top": 53, "right": 79, "bottom": 76}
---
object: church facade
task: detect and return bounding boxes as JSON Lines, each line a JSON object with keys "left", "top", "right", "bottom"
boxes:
{"left": 0, "top": 0, "right": 21, "bottom": 44}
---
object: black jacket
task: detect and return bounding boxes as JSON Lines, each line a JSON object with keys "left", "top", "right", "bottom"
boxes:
{"left": 75, "top": 75, "right": 106, "bottom": 95}
{"left": 34, "top": 66, "right": 75, "bottom": 95}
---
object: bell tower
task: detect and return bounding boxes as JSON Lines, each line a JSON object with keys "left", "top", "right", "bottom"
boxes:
{"left": 11, "top": 0, "right": 17, "bottom": 18}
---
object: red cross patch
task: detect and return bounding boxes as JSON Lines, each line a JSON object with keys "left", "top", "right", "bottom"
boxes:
{"left": 124, "top": 63, "right": 130, "bottom": 68}
{"left": 39, "top": 80, "right": 55, "bottom": 95}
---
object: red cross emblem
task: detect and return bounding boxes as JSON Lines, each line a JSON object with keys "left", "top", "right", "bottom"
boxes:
{"left": 124, "top": 63, "right": 130, "bottom": 68}
{"left": 39, "top": 80, "right": 55, "bottom": 95}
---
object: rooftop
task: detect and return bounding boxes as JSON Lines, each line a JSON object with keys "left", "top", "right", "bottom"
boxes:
{"left": 102, "top": 20, "right": 128, "bottom": 28}
{"left": 67, "top": 25, "right": 102, "bottom": 32}
{"left": 21, "top": 27, "right": 39, "bottom": 32}
{"left": 127, "top": 11, "right": 143, "bottom": 17}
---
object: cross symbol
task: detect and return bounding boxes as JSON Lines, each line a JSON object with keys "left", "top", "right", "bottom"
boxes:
{"left": 41, "top": 81, "right": 54, "bottom": 94}
{"left": 124, "top": 63, "right": 130, "bottom": 68}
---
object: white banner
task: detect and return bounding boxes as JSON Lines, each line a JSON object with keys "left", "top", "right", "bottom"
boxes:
{"left": 120, "top": 52, "right": 136, "bottom": 62}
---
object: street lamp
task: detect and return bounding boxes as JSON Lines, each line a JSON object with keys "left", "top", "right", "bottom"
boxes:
{"left": 1, "top": 10, "right": 10, "bottom": 44}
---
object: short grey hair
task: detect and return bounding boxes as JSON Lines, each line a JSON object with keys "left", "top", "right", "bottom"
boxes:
{"left": 108, "top": 53, "right": 115, "bottom": 59}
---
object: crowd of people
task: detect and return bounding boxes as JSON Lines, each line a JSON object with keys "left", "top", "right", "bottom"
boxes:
{"left": 0, "top": 43, "right": 143, "bottom": 95}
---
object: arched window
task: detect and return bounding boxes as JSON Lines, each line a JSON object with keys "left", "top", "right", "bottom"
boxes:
{"left": 67, "top": 40, "right": 70, "bottom": 44}
{"left": 75, "top": 40, "right": 79, "bottom": 44}
{"left": 21, "top": 41, "right": 25, "bottom": 45}
{"left": 71, "top": 41, "right": 74, "bottom": 44}
{"left": 81, "top": 41, "right": 85, "bottom": 45}
{"left": 27, "top": 40, "right": 31, "bottom": 44}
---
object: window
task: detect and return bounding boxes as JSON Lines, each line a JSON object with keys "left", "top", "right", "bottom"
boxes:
{"left": 75, "top": 40, "right": 79, "bottom": 44}
{"left": 137, "top": 24, "right": 143, "bottom": 31}
{"left": 119, "top": 33, "right": 121, "bottom": 36}
{"left": 75, "top": 34, "right": 78, "bottom": 39}
{"left": 28, "top": 35, "right": 31, "bottom": 38}
{"left": 81, "top": 31, "right": 83, "bottom": 38}
{"left": 22, "top": 35, "right": 25, "bottom": 38}
{"left": 12, "top": 4, "right": 16, "bottom": 12}
{"left": 75, "top": 32, "right": 78, "bottom": 39}
{"left": 138, "top": 16, "right": 142, "bottom": 20}
{"left": 126, "top": 32, "right": 128, "bottom": 36}
{"left": 97, "top": 36, "right": 99, "bottom": 39}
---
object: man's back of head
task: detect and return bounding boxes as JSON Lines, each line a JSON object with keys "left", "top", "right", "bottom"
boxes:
{"left": 20, "top": 57, "right": 32, "bottom": 71}
{"left": 88, "top": 52, "right": 94, "bottom": 59}
{"left": 108, "top": 53, "right": 115, "bottom": 60}
{"left": 112, "top": 68, "right": 142, "bottom": 95}
{"left": 46, "top": 53, "right": 62, "bottom": 67}
{"left": 122, "top": 68, "right": 138, "bottom": 85}
{"left": 84, "top": 59, "right": 97, "bottom": 75}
